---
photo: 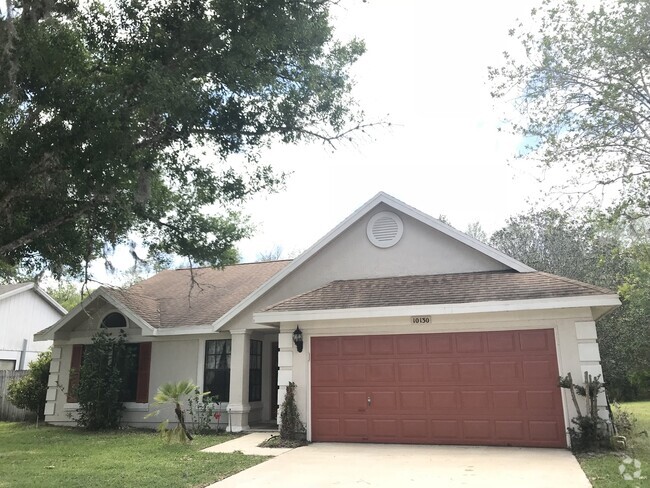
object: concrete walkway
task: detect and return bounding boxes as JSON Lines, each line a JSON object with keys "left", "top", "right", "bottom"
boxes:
{"left": 201, "top": 432, "right": 293, "bottom": 456}
{"left": 207, "top": 442, "right": 592, "bottom": 488}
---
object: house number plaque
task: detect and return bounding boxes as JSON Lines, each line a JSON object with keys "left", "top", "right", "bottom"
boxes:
{"left": 411, "top": 315, "right": 431, "bottom": 324}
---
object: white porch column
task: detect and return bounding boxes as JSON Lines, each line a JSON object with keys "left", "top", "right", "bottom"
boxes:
{"left": 276, "top": 330, "right": 294, "bottom": 425}
{"left": 228, "top": 329, "right": 251, "bottom": 432}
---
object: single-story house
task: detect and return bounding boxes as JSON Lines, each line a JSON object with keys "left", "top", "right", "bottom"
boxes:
{"left": 0, "top": 283, "right": 66, "bottom": 370}
{"left": 36, "top": 192, "right": 620, "bottom": 448}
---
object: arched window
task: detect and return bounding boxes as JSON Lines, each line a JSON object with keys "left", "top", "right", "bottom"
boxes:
{"left": 101, "top": 312, "right": 127, "bottom": 329}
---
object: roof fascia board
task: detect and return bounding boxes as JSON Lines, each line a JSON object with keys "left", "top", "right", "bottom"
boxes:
{"left": 32, "top": 285, "right": 68, "bottom": 315}
{"left": 378, "top": 193, "right": 534, "bottom": 273}
{"left": 152, "top": 325, "right": 215, "bottom": 336}
{"left": 253, "top": 294, "right": 621, "bottom": 324}
{"left": 35, "top": 287, "right": 155, "bottom": 340}
{"left": 0, "top": 283, "right": 34, "bottom": 302}
{"left": 212, "top": 192, "right": 533, "bottom": 331}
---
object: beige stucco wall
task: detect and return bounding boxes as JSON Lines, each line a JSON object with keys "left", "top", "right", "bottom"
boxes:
{"left": 225, "top": 203, "right": 510, "bottom": 334}
{"left": 277, "top": 306, "right": 601, "bottom": 448}
{"left": 44, "top": 299, "right": 279, "bottom": 429}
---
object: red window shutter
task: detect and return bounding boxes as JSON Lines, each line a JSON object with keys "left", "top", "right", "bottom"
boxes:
{"left": 67, "top": 345, "right": 84, "bottom": 402}
{"left": 136, "top": 342, "right": 152, "bottom": 404}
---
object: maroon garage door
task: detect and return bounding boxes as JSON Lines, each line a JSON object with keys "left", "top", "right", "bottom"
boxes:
{"left": 311, "top": 329, "right": 566, "bottom": 447}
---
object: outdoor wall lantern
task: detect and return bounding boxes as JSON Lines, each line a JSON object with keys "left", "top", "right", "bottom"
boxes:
{"left": 293, "top": 325, "right": 304, "bottom": 353}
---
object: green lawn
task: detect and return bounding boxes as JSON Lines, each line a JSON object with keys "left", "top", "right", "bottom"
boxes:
{"left": 578, "top": 401, "right": 650, "bottom": 487}
{"left": 0, "top": 423, "right": 267, "bottom": 488}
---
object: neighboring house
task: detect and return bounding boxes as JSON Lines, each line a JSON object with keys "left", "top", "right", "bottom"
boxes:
{"left": 0, "top": 283, "right": 66, "bottom": 370}
{"left": 35, "top": 193, "right": 620, "bottom": 448}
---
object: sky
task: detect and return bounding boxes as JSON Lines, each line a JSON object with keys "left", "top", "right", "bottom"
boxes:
{"left": 91, "top": 0, "right": 550, "bottom": 284}
{"left": 234, "top": 0, "right": 542, "bottom": 262}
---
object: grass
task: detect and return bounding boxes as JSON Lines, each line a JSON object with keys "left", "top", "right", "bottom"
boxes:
{"left": 577, "top": 401, "right": 650, "bottom": 487}
{"left": 0, "top": 422, "right": 267, "bottom": 488}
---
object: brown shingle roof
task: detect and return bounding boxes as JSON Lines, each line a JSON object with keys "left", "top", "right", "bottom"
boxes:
{"left": 107, "top": 260, "right": 291, "bottom": 328}
{"left": 264, "top": 271, "right": 616, "bottom": 312}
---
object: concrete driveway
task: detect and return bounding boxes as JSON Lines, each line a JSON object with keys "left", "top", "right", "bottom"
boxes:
{"left": 208, "top": 442, "right": 591, "bottom": 488}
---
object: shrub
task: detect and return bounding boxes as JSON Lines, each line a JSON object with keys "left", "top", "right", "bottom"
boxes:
{"left": 611, "top": 403, "right": 637, "bottom": 437}
{"left": 7, "top": 350, "right": 51, "bottom": 420}
{"left": 75, "top": 330, "right": 132, "bottom": 430}
{"left": 280, "top": 381, "right": 305, "bottom": 440}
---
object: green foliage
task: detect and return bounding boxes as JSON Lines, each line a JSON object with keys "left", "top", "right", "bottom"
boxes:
{"left": 559, "top": 372, "right": 608, "bottom": 451}
{"left": 491, "top": 209, "right": 650, "bottom": 401}
{"left": 490, "top": 0, "right": 650, "bottom": 218}
{"left": 75, "top": 330, "right": 132, "bottom": 430}
{"left": 280, "top": 381, "right": 305, "bottom": 440}
{"left": 0, "top": 0, "right": 367, "bottom": 280}
{"left": 147, "top": 380, "right": 205, "bottom": 443}
{"left": 187, "top": 388, "right": 222, "bottom": 434}
{"left": 46, "top": 282, "right": 86, "bottom": 311}
{"left": 612, "top": 403, "right": 637, "bottom": 438}
{"left": 7, "top": 350, "right": 51, "bottom": 420}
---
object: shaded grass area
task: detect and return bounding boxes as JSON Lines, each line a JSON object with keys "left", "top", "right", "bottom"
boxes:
{"left": 0, "top": 422, "right": 267, "bottom": 488}
{"left": 577, "top": 401, "right": 649, "bottom": 487}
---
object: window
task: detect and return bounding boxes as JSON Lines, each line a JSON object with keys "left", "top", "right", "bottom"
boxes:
{"left": 118, "top": 344, "right": 140, "bottom": 403}
{"left": 0, "top": 359, "right": 16, "bottom": 371}
{"left": 67, "top": 342, "right": 151, "bottom": 404}
{"left": 249, "top": 340, "right": 263, "bottom": 402}
{"left": 204, "top": 340, "right": 231, "bottom": 402}
{"left": 101, "top": 312, "right": 127, "bottom": 329}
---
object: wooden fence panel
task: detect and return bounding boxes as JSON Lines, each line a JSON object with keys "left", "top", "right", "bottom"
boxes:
{"left": 0, "top": 370, "right": 36, "bottom": 422}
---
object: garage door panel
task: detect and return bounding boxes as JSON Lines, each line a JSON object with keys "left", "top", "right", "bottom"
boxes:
{"left": 312, "top": 337, "right": 340, "bottom": 358}
{"left": 487, "top": 331, "right": 517, "bottom": 353}
{"left": 312, "top": 391, "right": 340, "bottom": 411}
{"left": 342, "top": 391, "right": 368, "bottom": 411}
{"left": 396, "top": 335, "right": 423, "bottom": 354}
{"left": 493, "top": 390, "right": 522, "bottom": 410}
{"left": 525, "top": 390, "right": 562, "bottom": 411}
{"left": 523, "top": 360, "right": 557, "bottom": 381}
{"left": 313, "top": 418, "right": 340, "bottom": 438}
{"left": 462, "top": 420, "right": 492, "bottom": 439}
{"left": 398, "top": 363, "right": 425, "bottom": 383}
{"left": 529, "top": 421, "right": 563, "bottom": 441}
{"left": 519, "top": 330, "right": 552, "bottom": 351}
{"left": 430, "top": 390, "right": 458, "bottom": 409}
{"left": 342, "top": 418, "right": 369, "bottom": 437}
{"left": 368, "top": 363, "right": 396, "bottom": 382}
{"left": 311, "top": 330, "right": 566, "bottom": 447}
{"left": 460, "top": 390, "right": 490, "bottom": 409}
{"left": 399, "top": 390, "right": 427, "bottom": 410}
{"left": 370, "top": 390, "right": 398, "bottom": 410}
{"left": 428, "top": 362, "right": 457, "bottom": 383}
{"left": 458, "top": 362, "right": 489, "bottom": 383}
{"left": 401, "top": 419, "right": 429, "bottom": 439}
{"left": 495, "top": 420, "right": 525, "bottom": 440}
{"left": 370, "top": 419, "right": 399, "bottom": 438}
{"left": 426, "top": 334, "right": 453, "bottom": 354}
{"left": 456, "top": 333, "right": 485, "bottom": 353}
{"left": 312, "top": 363, "right": 339, "bottom": 385}
{"left": 341, "top": 337, "right": 366, "bottom": 356}
{"left": 369, "top": 336, "right": 394, "bottom": 355}
{"left": 431, "top": 419, "right": 460, "bottom": 439}
{"left": 342, "top": 364, "right": 367, "bottom": 382}
{"left": 490, "top": 361, "right": 520, "bottom": 383}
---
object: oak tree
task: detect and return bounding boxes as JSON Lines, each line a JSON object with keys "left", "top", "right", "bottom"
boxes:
{"left": 0, "top": 0, "right": 366, "bottom": 280}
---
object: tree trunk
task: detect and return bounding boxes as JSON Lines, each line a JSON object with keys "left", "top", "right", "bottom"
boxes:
{"left": 175, "top": 402, "right": 193, "bottom": 441}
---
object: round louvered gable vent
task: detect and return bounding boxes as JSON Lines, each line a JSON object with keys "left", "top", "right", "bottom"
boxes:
{"left": 367, "top": 211, "right": 404, "bottom": 248}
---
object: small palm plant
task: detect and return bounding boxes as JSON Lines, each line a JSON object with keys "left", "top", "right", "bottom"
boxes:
{"left": 146, "top": 380, "right": 208, "bottom": 443}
